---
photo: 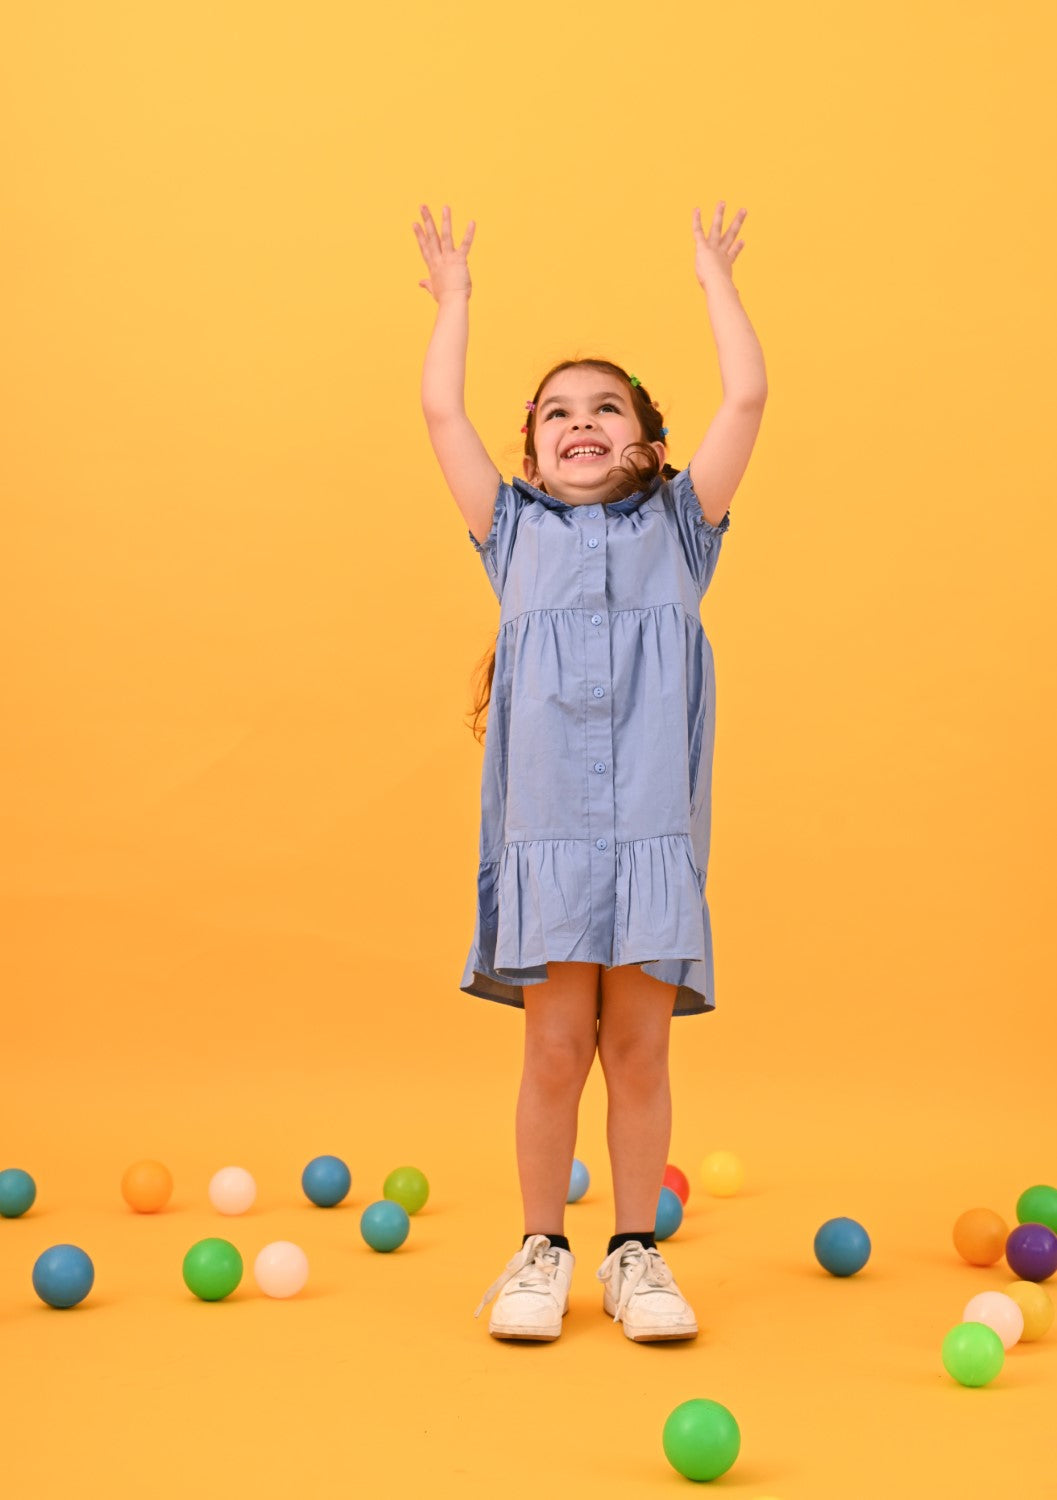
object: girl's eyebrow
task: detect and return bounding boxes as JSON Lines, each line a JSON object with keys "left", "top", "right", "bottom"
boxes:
{"left": 538, "top": 390, "right": 626, "bottom": 412}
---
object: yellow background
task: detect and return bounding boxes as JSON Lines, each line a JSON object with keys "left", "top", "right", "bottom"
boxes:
{"left": 3, "top": 2, "right": 1056, "bottom": 1495}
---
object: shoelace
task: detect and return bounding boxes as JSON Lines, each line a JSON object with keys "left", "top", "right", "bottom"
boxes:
{"left": 596, "top": 1241, "right": 679, "bottom": 1324}
{"left": 474, "top": 1234, "right": 565, "bottom": 1319}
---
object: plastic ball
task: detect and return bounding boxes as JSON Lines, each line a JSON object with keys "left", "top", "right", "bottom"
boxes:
{"left": 963, "top": 1290, "right": 1024, "bottom": 1350}
{"left": 208, "top": 1166, "right": 257, "bottom": 1215}
{"left": 662, "top": 1398, "right": 741, "bottom": 1482}
{"left": 301, "top": 1154, "right": 352, "bottom": 1208}
{"left": 567, "top": 1157, "right": 590, "bottom": 1204}
{"left": 1003, "top": 1280, "right": 1054, "bottom": 1341}
{"left": 360, "top": 1199, "right": 410, "bottom": 1252}
{"left": 941, "top": 1321, "right": 1004, "bottom": 1386}
{"left": 0, "top": 1167, "right": 37, "bottom": 1218}
{"left": 253, "top": 1240, "right": 309, "bottom": 1298}
{"left": 32, "top": 1244, "right": 94, "bottom": 1308}
{"left": 1016, "top": 1184, "right": 1057, "bottom": 1234}
{"left": 953, "top": 1207, "right": 1008, "bottom": 1266}
{"left": 1005, "top": 1222, "right": 1057, "bottom": 1282}
{"left": 182, "top": 1238, "right": 243, "bottom": 1300}
{"left": 655, "top": 1184, "right": 684, "bottom": 1242}
{"left": 814, "top": 1217, "right": 871, "bottom": 1277}
{"left": 700, "top": 1150, "right": 744, "bottom": 1197}
{"left": 663, "top": 1163, "right": 690, "bottom": 1205}
{"left": 383, "top": 1165, "right": 430, "bottom": 1215}
{"left": 121, "top": 1159, "right": 173, "bottom": 1213}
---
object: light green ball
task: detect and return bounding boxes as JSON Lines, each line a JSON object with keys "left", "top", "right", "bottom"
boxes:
{"left": 662, "top": 1398, "right": 740, "bottom": 1482}
{"left": 182, "top": 1238, "right": 243, "bottom": 1301}
{"left": 1016, "top": 1185, "right": 1057, "bottom": 1234}
{"left": 942, "top": 1321, "right": 1004, "bottom": 1386}
{"left": 383, "top": 1166, "right": 430, "bottom": 1215}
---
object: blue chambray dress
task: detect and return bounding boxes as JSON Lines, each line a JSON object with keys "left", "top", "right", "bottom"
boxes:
{"left": 460, "top": 464, "right": 730, "bottom": 1017}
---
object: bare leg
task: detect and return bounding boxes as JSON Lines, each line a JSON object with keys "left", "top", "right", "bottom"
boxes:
{"left": 597, "top": 965, "right": 677, "bottom": 1232}
{"left": 516, "top": 962, "right": 601, "bottom": 1235}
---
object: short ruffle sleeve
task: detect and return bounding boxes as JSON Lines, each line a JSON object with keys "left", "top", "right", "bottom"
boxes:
{"left": 467, "top": 477, "right": 526, "bottom": 603}
{"left": 663, "top": 465, "right": 731, "bottom": 598}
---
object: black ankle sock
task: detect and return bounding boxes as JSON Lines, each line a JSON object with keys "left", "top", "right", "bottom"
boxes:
{"left": 523, "top": 1232, "right": 570, "bottom": 1253}
{"left": 607, "top": 1231, "right": 657, "bottom": 1255}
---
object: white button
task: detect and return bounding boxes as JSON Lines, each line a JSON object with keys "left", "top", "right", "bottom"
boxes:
{"left": 593, "top": 686, "right": 605, "bottom": 697}
{"left": 588, "top": 538, "right": 598, "bottom": 548}
{"left": 595, "top": 838, "right": 607, "bottom": 850}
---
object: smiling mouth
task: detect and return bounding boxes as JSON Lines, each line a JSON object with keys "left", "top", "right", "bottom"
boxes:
{"left": 562, "top": 446, "right": 609, "bottom": 462}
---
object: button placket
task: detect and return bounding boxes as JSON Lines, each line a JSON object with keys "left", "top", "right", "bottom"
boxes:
{"left": 581, "top": 506, "right": 617, "bottom": 961}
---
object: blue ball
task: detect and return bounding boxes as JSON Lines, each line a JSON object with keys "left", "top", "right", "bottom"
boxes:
{"left": 301, "top": 1154, "right": 352, "bottom": 1207}
{"left": 360, "top": 1199, "right": 410, "bottom": 1253}
{"left": 814, "top": 1216, "right": 871, "bottom": 1276}
{"left": 655, "top": 1184, "right": 684, "bottom": 1241}
{"left": 32, "top": 1244, "right": 95, "bottom": 1308}
{"left": 567, "top": 1157, "right": 590, "bottom": 1203}
{"left": 0, "top": 1167, "right": 37, "bottom": 1218}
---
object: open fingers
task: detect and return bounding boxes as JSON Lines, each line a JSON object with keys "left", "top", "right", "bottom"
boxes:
{"left": 413, "top": 203, "right": 475, "bottom": 263}
{"left": 692, "top": 201, "right": 747, "bottom": 251}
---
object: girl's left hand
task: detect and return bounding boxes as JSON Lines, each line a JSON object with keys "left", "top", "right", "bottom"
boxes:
{"left": 692, "top": 202, "right": 747, "bottom": 289}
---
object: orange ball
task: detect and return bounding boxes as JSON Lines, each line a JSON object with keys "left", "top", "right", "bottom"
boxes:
{"left": 121, "top": 1159, "right": 174, "bottom": 1213}
{"left": 953, "top": 1207, "right": 1008, "bottom": 1266}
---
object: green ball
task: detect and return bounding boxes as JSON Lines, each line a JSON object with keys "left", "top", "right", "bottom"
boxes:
{"left": 383, "top": 1166, "right": 430, "bottom": 1215}
{"left": 182, "top": 1238, "right": 243, "bottom": 1301}
{"left": 942, "top": 1321, "right": 1005, "bottom": 1386}
{"left": 662, "top": 1398, "right": 741, "bottom": 1482}
{"left": 1017, "top": 1184, "right": 1057, "bottom": 1234}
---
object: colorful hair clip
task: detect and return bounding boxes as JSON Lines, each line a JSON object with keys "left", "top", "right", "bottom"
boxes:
{"left": 661, "top": 426, "right": 669, "bottom": 437}
{"left": 525, "top": 400, "right": 536, "bottom": 410}
{"left": 629, "top": 375, "right": 641, "bottom": 387}
{"left": 520, "top": 424, "right": 528, "bottom": 433}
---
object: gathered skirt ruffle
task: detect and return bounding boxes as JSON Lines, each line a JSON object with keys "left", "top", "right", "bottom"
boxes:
{"left": 459, "top": 833, "right": 715, "bottom": 1017}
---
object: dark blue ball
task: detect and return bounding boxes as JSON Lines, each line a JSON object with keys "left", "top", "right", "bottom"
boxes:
{"left": 32, "top": 1244, "right": 95, "bottom": 1308}
{"left": 814, "top": 1216, "right": 871, "bottom": 1276}
{"left": 302, "top": 1154, "right": 352, "bottom": 1207}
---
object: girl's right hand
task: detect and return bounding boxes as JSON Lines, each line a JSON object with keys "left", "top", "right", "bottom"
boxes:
{"left": 412, "top": 204, "right": 475, "bottom": 302}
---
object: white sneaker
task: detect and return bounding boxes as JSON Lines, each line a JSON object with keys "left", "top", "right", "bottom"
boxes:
{"left": 596, "top": 1241, "right": 698, "bottom": 1341}
{"left": 474, "top": 1234, "right": 575, "bottom": 1340}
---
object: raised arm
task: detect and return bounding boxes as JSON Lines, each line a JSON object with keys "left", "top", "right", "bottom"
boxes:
{"left": 414, "top": 204, "right": 502, "bottom": 546}
{"left": 686, "top": 202, "right": 768, "bottom": 527}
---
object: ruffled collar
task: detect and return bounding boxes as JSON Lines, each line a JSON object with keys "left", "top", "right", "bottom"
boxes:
{"left": 511, "top": 473, "right": 663, "bottom": 515}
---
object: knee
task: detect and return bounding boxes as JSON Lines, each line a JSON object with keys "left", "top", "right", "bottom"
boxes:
{"left": 597, "top": 1031, "right": 668, "bottom": 1094}
{"left": 524, "top": 1031, "right": 596, "bottom": 1094}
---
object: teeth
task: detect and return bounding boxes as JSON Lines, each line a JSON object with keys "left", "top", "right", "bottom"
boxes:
{"left": 564, "top": 447, "right": 606, "bottom": 459}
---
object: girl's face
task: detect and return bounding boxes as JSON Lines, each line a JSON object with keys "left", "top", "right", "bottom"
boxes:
{"left": 523, "top": 366, "right": 666, "bottom": 503}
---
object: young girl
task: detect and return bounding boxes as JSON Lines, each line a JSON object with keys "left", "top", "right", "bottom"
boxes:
{"left": 413, "top": 202, "right": 767, "bottom": 1342}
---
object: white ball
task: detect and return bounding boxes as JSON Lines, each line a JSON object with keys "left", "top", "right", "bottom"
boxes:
{"left": 963, "top": 1290, "right": 1025, "bottom": 1350}
{"left": 254, "top": 1240, "right": 309, "bottom": 1298}
{"left": 208, "top": 1165, "right": 257, "bottom": 1215}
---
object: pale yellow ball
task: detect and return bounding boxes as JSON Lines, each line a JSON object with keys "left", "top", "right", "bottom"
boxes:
{"left": 701, "top": 1150, "right": 745, "bottom": 1197}
{"left": 1003, "top": 1279, "right": 1054, "bottom": 1341}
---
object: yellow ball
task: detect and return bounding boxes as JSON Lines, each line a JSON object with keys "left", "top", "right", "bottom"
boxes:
{"left": 1003, "top": 1280, "right": 1054, "bottom": 1341}
{"left": 701, "top": 1150, "right": 744, "bottom": 1197}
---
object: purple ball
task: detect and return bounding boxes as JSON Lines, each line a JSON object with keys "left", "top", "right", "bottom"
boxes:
{"left": 1005, "top": 1222, "right": 1057, "bottom": 1282}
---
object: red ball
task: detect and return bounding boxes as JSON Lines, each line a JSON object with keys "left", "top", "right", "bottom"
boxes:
{"left": 663, "top": 1163, "right": 690, "bottom": 1205}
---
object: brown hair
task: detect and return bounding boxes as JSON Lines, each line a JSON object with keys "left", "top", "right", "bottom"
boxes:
{"left": 466, "top": 357, "right": 678, "bottom": 744}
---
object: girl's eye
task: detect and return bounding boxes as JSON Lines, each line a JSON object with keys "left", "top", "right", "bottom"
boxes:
{"left": 546, "top": 404, "right": 618, "bottom": 419}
